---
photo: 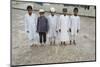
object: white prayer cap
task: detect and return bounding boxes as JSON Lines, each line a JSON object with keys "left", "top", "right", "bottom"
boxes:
{"left": 50, "top": 7, "right": 56, "bottom": 12}
{"left": 39, "top": 9, "right": 45, "bottom": 12}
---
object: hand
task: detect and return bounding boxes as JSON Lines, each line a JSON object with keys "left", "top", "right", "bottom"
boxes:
{"left": 27, "top": 31, "right": 29, "bottom": 33}
{"left": 77, "top": 29, "right": 79, "bottom": 33}
{"left": 59, "top": 29, "right": 61, "bottom": 32}
{"left": 56, "top": 30, "right": 58, "bottom": 33}
{"left": 69, "top": 28, "right": 71, "bottom": 32}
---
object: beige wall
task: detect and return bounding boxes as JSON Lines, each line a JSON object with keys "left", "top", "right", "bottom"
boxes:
{"left": 12, "top": 1, "right": 96, "bottom": 17}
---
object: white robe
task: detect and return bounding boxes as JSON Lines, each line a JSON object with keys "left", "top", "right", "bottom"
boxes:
{"left": 47, "top": 15, "right": 58, "bottom": 41}
{"left": 59, "top": 15, "right": 70, "bottom": 41}
{"left": 70, "top": 15, "right": 80, "bottom": 35}
{"left": 24, "top": 13, "right": 38, "bottom": 42}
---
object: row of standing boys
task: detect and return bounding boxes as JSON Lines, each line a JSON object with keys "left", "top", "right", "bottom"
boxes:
{"left": 24, "top": 5, "right": 80, "bottom": 47}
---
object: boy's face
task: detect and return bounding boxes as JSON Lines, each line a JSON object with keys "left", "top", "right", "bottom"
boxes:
{"left": 39, "top": 12, "right": 44, "bottom": 16}
{"left": 28, "top": 9, "right": 32, "bottom": 14}
{"left": 51, "top": 12, "right": 55, "bottom": 16}
{"left": 74, "top": 10, "right": 78, "bottom": 16}
{"left": 63, "top": 12, "right": 67, "bottom": 15}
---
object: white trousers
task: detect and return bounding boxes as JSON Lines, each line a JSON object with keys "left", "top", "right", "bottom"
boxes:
{"left": 69, "top": 32, "right": 77, "bottom": 41}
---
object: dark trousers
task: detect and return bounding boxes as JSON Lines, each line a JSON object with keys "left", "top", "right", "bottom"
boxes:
{"left": 39, "top": 32, "right": 46, "bottom": 44}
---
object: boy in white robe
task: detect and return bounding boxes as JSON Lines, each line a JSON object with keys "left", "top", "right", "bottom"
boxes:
{"left": 70, "top": 8, "right": 80, "bottom": 45}
{"left": 59, "top": 8, "right": 70, "bottom": 45}
{"left": 24, "top": 5, "right": 38, "bottom": 47}
{"left": 47, "top": 7, "right": 58, "bottom": 45}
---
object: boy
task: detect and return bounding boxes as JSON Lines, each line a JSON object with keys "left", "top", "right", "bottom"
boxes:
{"left": 70, "top": 8, "right": 80, "bottom": 45}
{"left": 59, "top": 8, "right": 70, "bottom": 45}
{"left": 47, "top": 7, "right": 58, "bottom": 45}
{"left": 37, "top": 9, "right": 49, "bottom": 46}
{"left": 24, "top": 5, "right": 37, "bottom": 47}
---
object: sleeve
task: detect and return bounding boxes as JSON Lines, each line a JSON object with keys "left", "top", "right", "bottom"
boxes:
{"left": 24, "top": 15, "right": 29, "bottom": 33}
{"left": 68, "top": 16, "right": 71, "bottom": 29}
{"left": 70, "top": 16, "right": 73, "bottom": 29}
{"left": 34, "top": 14, "right": 38, "bottom": 31}
{"left": 46, "top": 18, "right": 49, "bottom": 32}
{"left": 77, "top": 17, "right": 80, "bottom": 30}
{"left": 37, "top": 17, "right": 39, "bottom": 32}
{"left": 56, "top": 16, "right": 59, "bottom": 31}
{"left": 46, "top": 16, "right": 50, "bottom": 31}
{"left": 58, "top": 16, "right": 61, "bottom": 30}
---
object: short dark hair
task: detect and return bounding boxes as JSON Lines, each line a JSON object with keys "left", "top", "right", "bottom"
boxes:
{"left": 62, "top": 8, "right": 67, "bottom": 12}
{"left": 73, "top": 8, "right": 78, "bottom": 12}
{"left": 27, "top": 5, "right": 32, "bottom": 10}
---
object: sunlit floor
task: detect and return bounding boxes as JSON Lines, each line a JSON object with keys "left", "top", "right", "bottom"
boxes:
{"left": 11, "top": 9, "right": 96, "bottom": 65}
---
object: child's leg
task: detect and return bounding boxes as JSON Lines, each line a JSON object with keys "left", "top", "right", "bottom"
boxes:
{"left": 69, "top": 32, "right": 72, "bottom": 45}
{"left": 70, "top": 40, "right": 72, "bottom": 45}
{"left": 29, "top": 39, "right": 34, "bottom": 47}
{"left": 51, "top": 36, "right": 56, "bottom": 45}
{"left": 48, "top": 33, "right": 52, "bottom": 45}
{"left": 61, "top": 41, "right": 63, "bottom": 45}
{"left": 43, "top": 32, "right": 46, "bottom": 44}
{"left": 61, "top": 41, "right": 64, "bottom": 45}
{"left": 73, "top": 34, "right": 76, "bottom": 45}
{"left": 50, "top": 37, "right": 54, "bottom": 45}
{"left": 63, "top": 41, "right": 66, "bottom": 45}
{"left": 39, "top": 32, "right": 42, "bottom": 44}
